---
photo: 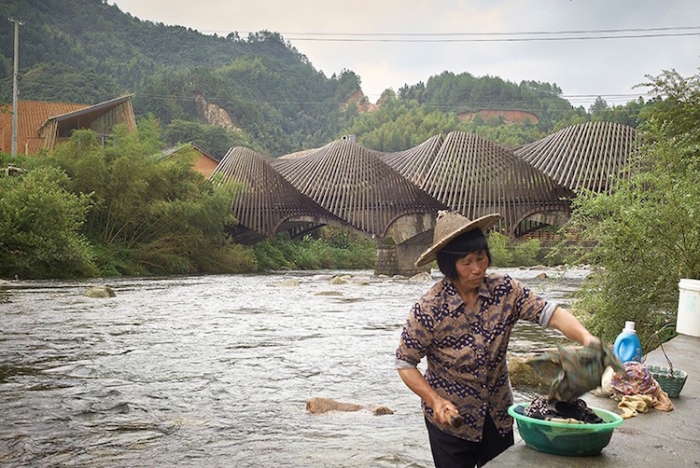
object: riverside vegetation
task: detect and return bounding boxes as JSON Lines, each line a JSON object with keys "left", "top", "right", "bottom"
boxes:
{"left": 1, "top": 0, "right": 698, "bottom": 345}
{"left": 0, "top": 120, "right": 378, "bottom": 279}
{"left": 0, "top": 119, "right": 546, "bottom": 279}
{"left": 3, "top": 69, "right": 700, "bottom": 348}
{"left": 561, "top": 69, "right": 700, "bottom": 345}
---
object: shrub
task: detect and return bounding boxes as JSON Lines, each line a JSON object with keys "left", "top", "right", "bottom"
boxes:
{"left": 512, "top": 238, "right": 541, "bottom": 266}
{"left": 488, "top": 232, "right": 513, "bottom": 267}
{"left": 0, "top": 166, "right": 97, "bottom": 279}
{"left": 564, "top": 69, "right": 700, "bottom": 344}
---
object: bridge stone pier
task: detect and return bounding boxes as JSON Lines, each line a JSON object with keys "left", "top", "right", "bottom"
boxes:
{"left": 374, "top": 213, "right": 434, "bottom": 277}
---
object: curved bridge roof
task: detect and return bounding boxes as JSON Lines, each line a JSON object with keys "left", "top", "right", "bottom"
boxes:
{"left": 209, "top": 122, "right": 638, "bottom": 242}
{"left": 514, "top": 121, "right": 638, "bottom": 193}
{"left": 383, "top": 131, "right": 573, "bottom": 235}
{"left": 211, "top": 146, "right": 346, "bottom": 243}
{"left": 271, "top": 139, "right": 446, "bottom": 237}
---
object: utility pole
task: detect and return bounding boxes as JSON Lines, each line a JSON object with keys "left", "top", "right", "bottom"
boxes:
{"left": 9, "top": 18, "right": 22, "bottom": 156}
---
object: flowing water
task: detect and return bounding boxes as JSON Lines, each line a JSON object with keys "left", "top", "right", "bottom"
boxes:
{"left": 0, "top": 267, "right": 590, "bottom": 467}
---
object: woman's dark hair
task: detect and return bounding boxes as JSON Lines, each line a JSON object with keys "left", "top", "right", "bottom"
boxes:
{"left": 436, "top": 228, "right": 491, "bottom": 279}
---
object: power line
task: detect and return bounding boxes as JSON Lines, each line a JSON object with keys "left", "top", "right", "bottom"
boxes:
{"left": 201, "top": 25, "right": 700, "bottom": 42}
{"left": 282, "top": 32, "right": 700, "bottom": 43}
{"left": 8, "top": 81, "right": 653, "bottom": 108}
{"left": 274, "top": 26, "right": 700, "bottom": 37}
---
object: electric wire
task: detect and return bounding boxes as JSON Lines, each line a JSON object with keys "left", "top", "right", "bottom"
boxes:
{"left": 196, "top": 25, "right": 700, "bottom": 42}
{"left": 281, "top": 32, "right": 700, "bottom": 43}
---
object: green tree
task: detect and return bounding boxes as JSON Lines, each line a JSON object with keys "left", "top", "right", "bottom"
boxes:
{"left": 589, "top": 96, "right": 609, "bottom": 115}
{"left": 47, "top": 123, "right": 245, "bottom": 276}
{"left": 564, "top": 68, "right": 700, "bottom": 344}
{"left": 0, "top": 166, "right": 96, "bottom": 278}
{"left": 165, "top": 119, "right": 261, "bottom": 158}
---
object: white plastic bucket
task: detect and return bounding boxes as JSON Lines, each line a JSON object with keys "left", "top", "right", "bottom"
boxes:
{"left": 677, "top": 279, "right": 700, "bottom": 337}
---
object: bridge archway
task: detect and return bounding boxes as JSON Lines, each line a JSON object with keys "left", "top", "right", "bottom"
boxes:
{"left": 512, "top": 209, "right": 571, "bottom": 238}
{"left": 374, "top": 213, "right": 435, "bottom": 276}
{"left": 383, "top": 131, "right": 573, "bottom": 237}
{"left": 212, "top": 146, "right": 350, "bottom": 244}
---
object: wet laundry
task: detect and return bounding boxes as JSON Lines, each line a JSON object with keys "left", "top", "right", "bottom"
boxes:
{"left": 526, "top": 340, "right": 626, "bottom": 403}
{"left": 519, "top": 396, "right": 604, "bottom": 424}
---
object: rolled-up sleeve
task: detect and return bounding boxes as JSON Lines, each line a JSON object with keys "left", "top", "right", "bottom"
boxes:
{"left": 539, "top": 302, "right": 558, "bottom": 328}
{"left": 395, "top": 358, "right": 417, "bottom": 369}
{"left": 512, "top": 278, "right": 558, "bottom": 328}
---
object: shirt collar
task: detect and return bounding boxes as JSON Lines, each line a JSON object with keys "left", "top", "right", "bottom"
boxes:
{"left": 441, "top": 275, "right": 493, "bottom": 312}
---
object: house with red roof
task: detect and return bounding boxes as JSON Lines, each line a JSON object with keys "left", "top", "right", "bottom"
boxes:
{"left": 0, "top": 95, "right": 136, "bottom": 155}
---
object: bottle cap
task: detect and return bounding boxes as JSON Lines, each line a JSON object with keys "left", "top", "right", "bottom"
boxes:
{"left": 624, "top": 321, "right": 636, "bottom": 333}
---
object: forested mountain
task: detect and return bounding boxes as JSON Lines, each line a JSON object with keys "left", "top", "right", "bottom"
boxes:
{"left": 401, "top": 73, "right": 570, "bottom": 123}
{"left": 0, "top": 0, "right": 647, "bottom": 157}
{"left": 0, "top": 0, "right": 362, "bottom": 156}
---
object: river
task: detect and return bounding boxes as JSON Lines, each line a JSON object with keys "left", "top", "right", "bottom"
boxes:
{"left": 0, "top": 267, "right": 590, "bottom": 467}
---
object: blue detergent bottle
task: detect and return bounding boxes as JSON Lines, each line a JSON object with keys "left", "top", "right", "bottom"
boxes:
{"left": 613, "top": 321, "right": 643, "bottom": 363}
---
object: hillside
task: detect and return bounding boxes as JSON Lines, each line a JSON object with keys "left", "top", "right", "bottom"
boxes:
{"left": 0, "top": 0, "right": 317, "bottom": 93}
{"left": 0, "top": 0, "right": 644, "bottom": 156}
{"left": 0, "top": 0, "right": 364, "bottom": 156}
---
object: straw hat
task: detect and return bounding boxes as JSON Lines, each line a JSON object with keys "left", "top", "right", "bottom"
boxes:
{"left": 415, "top": 211, "right": 501, "bottom": 267}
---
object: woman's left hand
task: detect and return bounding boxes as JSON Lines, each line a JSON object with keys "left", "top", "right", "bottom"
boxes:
{"left": 583, "top": 335, "right": 601, "bottom": 347}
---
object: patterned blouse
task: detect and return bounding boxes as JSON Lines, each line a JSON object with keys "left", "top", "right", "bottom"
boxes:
{"left": 395, "top": 273, "right": 557, "bottom": 441}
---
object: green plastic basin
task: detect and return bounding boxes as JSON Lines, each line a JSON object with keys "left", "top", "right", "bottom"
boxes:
{"left": 508, "top": 403, "right": 624, "bottom": 457}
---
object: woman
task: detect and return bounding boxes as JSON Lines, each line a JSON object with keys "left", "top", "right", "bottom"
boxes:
{"left": 395, "top": 211, "right": 597, "bottom": 468}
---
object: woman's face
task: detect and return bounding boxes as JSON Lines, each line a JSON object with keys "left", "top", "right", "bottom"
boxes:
{"left": 454, "top": 250, "right": 489, "bottom": 288}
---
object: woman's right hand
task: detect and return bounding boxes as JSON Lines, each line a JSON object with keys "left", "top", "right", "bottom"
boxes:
{"left": 397, "top": 368, "right": 463, "bottom": 427}
{"left": 432, "top": 398, "right": 461, "bottom": 427}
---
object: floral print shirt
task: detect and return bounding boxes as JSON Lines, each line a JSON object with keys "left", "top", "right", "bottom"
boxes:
{"left": 395, "top": 273, "right": 556, "bottom": 441}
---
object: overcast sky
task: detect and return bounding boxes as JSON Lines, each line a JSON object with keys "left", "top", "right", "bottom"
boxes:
{"left": 110, "top": 0, "right": 700, "bottom": 109}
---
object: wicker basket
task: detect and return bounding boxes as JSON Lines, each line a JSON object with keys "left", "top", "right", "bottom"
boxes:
{"left": 642, "top": 328, "right": 688, "bottom": 398}
{"left": 646, "top": 364, "right": 688, "bottom": 398}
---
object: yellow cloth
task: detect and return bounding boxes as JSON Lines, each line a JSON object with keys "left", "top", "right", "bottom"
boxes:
{"left": 617, "top": 387, "right": 675, "bottom": 419}
{"left": 618, "top": 395, "right": 655, "bottom": 418}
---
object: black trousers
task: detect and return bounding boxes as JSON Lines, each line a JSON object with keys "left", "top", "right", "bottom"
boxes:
{"left": 425, "top": 414, "right": 514, "bottom": 468}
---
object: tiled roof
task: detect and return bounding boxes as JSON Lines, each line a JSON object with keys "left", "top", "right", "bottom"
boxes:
{"left": 0, "top": 100, "right": 88, "bottom": 155}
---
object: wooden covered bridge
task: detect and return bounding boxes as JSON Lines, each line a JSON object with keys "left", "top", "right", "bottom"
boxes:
{"left": 210, "top": 122, "right": 638, "bottom": 275}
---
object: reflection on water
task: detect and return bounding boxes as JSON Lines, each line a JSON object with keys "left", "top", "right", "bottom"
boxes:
{"left": 0, "top": 267, "right": 589, "bottom": 467}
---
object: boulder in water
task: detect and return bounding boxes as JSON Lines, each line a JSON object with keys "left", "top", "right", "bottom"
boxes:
{"left": 351, "top": 275, "right": 371, "bottom": 285}
{"left": 371, "top": 406, "right": 394, "bottom": 416}
{"left": 83, "top": 286, "right": 116, "bottom": 298}
{"left": 306, "top": 397, "right": 364, "bottom": 414}
{"left": 306, "top": 397, "right": 393, "bottom": 416}
{"left": 409, "top": 272, "right": 432, "bottom": 282}
{"left": 314, "top": 291, "right": 343, "bottom": 296}
{"left": 277, "top": 278, "right": 300, "bottom": 287}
